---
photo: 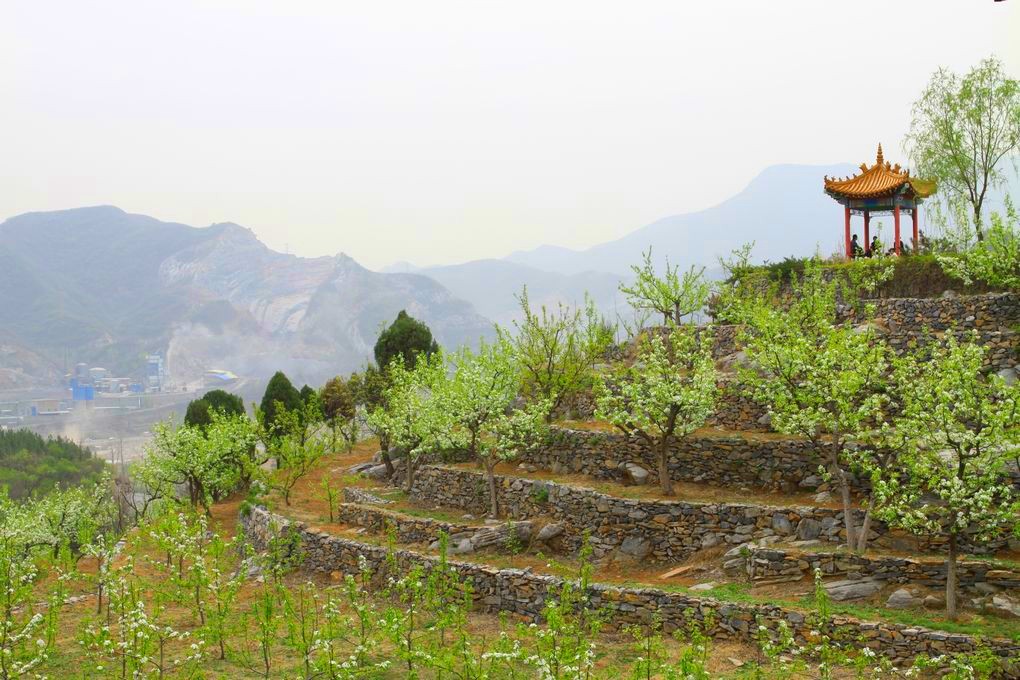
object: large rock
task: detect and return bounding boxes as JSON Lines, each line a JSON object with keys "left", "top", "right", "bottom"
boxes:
{"left": 614, "top": 536, "right": 651, "bottom": 562}
{"left": 989, "top": 594, "right": 1020, "bottom": 619}
{"left": 886, "top": 588, "right": 922, "bottom": 609}
{"left": 536, "top": 523, "right": 565, "bottom": 542}
{"left": 619, "top": 462, "right": 650, "bottom": 486}
{"left": 798, "top": 475, "right": 822, "bottom": 489}
{"left": 363, "top": 464, "right": 391, "bottom": 480}
{"left": 771, "top": 515, "right": 793, "bottom": 536}
{"left": 825, "top": 578, "right": 883, "bottom": 602}
{"left": 997, "top": 367, "right": 1018, "bottom": 387}
{"left": 796, "top": 518, "right": 822, "bottom": 541}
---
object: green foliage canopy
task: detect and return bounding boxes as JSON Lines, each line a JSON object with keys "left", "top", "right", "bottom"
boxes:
{"left": 0, "top": 429, "right": 106, "bottom": 500}
{"left": 184, "top": 389, "right": 245, "bottom": 429}
{"left": 260, "top": 371, "right": 303, "bottom": 438}
{"left": 906, "top": 56, "right": 1020, "bottom": 240}
{"left": 373, "top": 310, "right": 440, "bottom": 371}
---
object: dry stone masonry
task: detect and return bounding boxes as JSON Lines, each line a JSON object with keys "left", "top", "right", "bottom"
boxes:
{"left": 405, "top": 465, "right": 1008, "bottom": 559}
{"left": 336, "top": 500, "right": 533, "bottom": 556}
{"left": 842, "top": 292, "right": 1020, "bottom": 333}
{"left": 240, "top": 505, "right": 1020, "bottom": 672}
{"left": 736, "top": 546, "right": 1020, "bottom": 592}
{"left": 534, "top": 426, "right": 835, "bottom": 492}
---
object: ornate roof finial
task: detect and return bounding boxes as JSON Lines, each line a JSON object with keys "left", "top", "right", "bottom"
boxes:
{"left": 876, "top": 143, "right": 884, "bottom": 168}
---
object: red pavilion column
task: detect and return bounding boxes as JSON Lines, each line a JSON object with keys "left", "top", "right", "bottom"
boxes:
{"left": 894, "top": 205, "right": 902, "bottom": 256}
{"left": 912, "top": 204, "right": 919, "bottom": 251}
{"left": 844, "top": 205, "right": 852, "bottom": 258}
{"left": 864, "top": 211, "right": 871, "bottom": 255}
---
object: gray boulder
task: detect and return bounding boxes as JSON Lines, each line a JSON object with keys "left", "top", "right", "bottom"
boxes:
{"left": 825, "top": 578, "right": 883, "bottom": 602}
{"left": 771, "top": 515, "right": 793, "bottom": 536}
{"left": 798, "top": 475, "right": 823, "bottom": 489}
{"left": 989, "top": 594, "right": 1020, "bottom": 619}
{"left": 614, "top": 536, "right": 651, "bottom": 562}
{"left": 536, "top": 523, "right": 565, "bottom": 542}
{"left": 620, "top": 462, "right": 650, "bottom": 486}
{"left": 796, "top": 518, "right": 822, "bottom": 541}
{"left": 886, "top": 588, "right": 922, "bottom": 609}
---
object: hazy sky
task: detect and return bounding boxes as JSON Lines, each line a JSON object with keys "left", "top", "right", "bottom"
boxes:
{"left": 2, "top": 1, "right": 1018, "bottom": 269}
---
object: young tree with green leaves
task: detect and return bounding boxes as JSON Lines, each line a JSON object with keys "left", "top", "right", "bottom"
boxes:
{"left": 619, "top": 247, "right": 713, "bottom": 326}
{"left": 594, "top": 325, "right": 718, "bottom": 496}
{"left": 735, "top": 263, "right": 890, "bottom": 550}
{"left": 270, "top": 436, "right": 327, "bottom": 506}
{"left": 938, "top": 197, "right": 1020, "bottom": 290}
{"left": 320, "top": 376, "right": 358, "bottom": 452}
{"left": 138, "top": 413, "right": 258, "bottom": 513}
{"left": 0, "top": 496, "right": 51, "bottom": 680}
{"left": 368, "top": 353, "right": 457, "bottom": 492}
{"left": 872, "top": 335, "right": 1020, "bottom": 620}
{"left": 374, "top": 310, "right": 440, "bottom": 371}
{"left": 447, "top": 339, "right": 549, "bottom": 517}
{"left": 906, "top": 56, "right": 1020, "bottom": 241}
{"left": 350, "top": 365, "right": 396, "bottom": 474}
{"left": 184, "top": 389, "right": 245, "bottom": 429}
{"left": 260, "top": 371, "right": 303, "bottom": 440}
{"left": 500, "top": 286, "right": 614, "bottom": 422}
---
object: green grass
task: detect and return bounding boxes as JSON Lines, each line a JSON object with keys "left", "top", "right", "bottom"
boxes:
{"left": 645, "top": 581, "right": 1020, "bottom": 642}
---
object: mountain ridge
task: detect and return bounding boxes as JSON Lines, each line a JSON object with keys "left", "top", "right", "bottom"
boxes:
{"left": 0, "top": 206, "right": 493, "bottom": 389}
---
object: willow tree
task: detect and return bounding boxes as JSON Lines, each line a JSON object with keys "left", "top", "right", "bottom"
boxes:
{"left": 906, "top": 57, "right": 1020, "bottom": 241}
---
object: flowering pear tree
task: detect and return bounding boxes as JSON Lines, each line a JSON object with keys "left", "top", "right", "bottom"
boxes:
{"left": 619, "top": 247, "right": 713, "bottom": 325}
{"left": 447, "top": 339, "right": 549, "bottom": 517}
{"left": 0, "top": 497, "right": 50, "bottom": 680}
{"left": 138, "top": 413, "right": 257, "bottom": 513}
{"left": 368, "top": 353, "right": 458, "bottom": 493}
{"left": 873, "top": 334, "right": 1020, "bottom": 620}
{"left": 594, "top": 325, "right": 718, "bottom": 495}
{"left": 500, "top": 287, "right": 614, "bottom": 422}
{"left": 737, "top": 264, "right": 890, "bottom": 550}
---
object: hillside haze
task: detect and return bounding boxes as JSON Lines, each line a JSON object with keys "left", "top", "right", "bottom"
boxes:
{"left": 505, "top": 163, "right": 860, "bottom": 275}
{"left": 0, "top": 206, "right": 493, "bottom": 388}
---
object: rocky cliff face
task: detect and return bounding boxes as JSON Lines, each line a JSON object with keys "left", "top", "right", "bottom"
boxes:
{"left": 0, "top": 207, "right": 493, "bottom": 386}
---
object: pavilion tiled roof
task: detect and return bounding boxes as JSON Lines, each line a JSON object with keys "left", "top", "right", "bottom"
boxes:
{"left": 824, "top": 145, "right": 937, "bottom": 200}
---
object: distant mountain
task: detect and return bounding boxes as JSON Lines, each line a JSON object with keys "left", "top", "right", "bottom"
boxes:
{"left": 0, "top": 206, "right": 493, "bottom": 388}
{"left": 505, "top": 163, "right": 860, "bottom": 275}
{"left": 412, "top": 259, "right": 625, "bottom": 328}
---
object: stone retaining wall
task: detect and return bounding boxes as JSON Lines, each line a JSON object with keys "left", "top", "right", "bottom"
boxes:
{"left": 843, "top": 293, "right": 1020, "bottom": 333}
{"left": 408, "top": 465, "right": 875, "bottom": 560}
{"left": 537, "top": 426, "right": 832, "bottom": 492}
{"left": 335, "top": 500, "right": 536, "bottom": 555}
{"left": 336, "top": 502, "right": 465, "bottom": 546}
{"left": 743, "top": 547, "right": 1020, "bottom": 591}
{"left": 240, "top": 505, "right": 1020, "bottom": 671}
{"left": 406, "top": 465, "right": 1007, "bottom": 558}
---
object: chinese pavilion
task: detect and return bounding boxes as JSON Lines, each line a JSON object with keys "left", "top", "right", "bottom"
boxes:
{"left": 824, "top": 145, "right": 937, "bottom": 257}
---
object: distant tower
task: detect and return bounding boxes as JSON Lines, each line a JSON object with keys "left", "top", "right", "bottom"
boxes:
{"left": 146, "top": 354, "right": 165, "bottom": 392}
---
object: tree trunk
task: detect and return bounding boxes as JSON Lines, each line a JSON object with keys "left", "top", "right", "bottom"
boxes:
{"left": 855, "top": 498, "right": 873, "bottom": 553}
{"left": 485, "top": 459, "right": 499, "bottom": 519}
{"left": 404, "top": 458, "right": 416, "bottom": 493}
{"left": 381, "top": 451, "right": 395, "bottom": 477}
{"left": 947, "top": 533, "right": 959, "bottom": 621}
{"left": 658, "top": 439, "right": 673, "bottom": 496}
{"left": 830, "top": 447, "right": 856, "bottom": 550}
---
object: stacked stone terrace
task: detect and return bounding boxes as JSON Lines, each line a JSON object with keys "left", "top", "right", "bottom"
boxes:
{"left": 243, "top": 290, "right": 1020, "bottom": 670}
